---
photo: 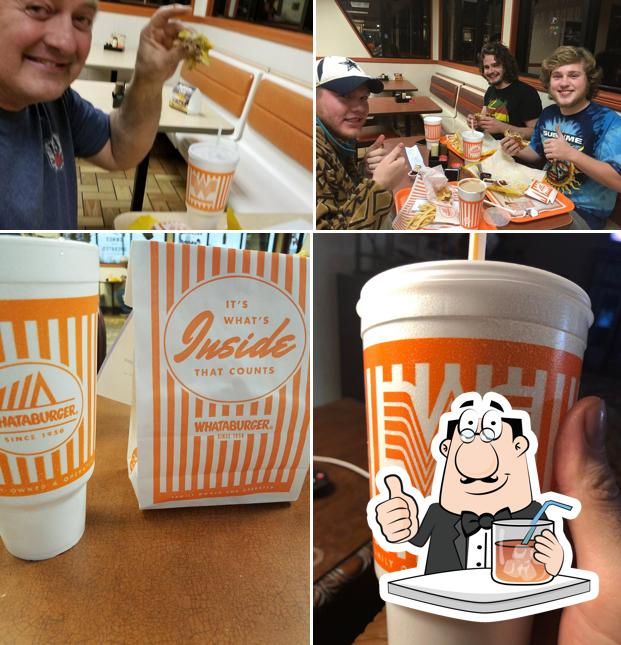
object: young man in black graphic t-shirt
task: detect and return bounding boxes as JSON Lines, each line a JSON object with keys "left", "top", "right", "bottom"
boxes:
{"left": 467, "top": 43, "right": 542, "bottom": 141}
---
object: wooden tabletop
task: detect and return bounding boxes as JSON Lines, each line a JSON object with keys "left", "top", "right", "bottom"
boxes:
{"left": 380, "top": 80, "right": 418, "bottom": 93}
{"left": 0, "top": 397, "right": 310, "bottom": 644}
{"left": 368, "top": 96, "right": 442, "bottom": 116}
{"left": 114, "top": 211, "right": 313, "bottom": 231}
{"left": 85, "top": 47, "right": 137, "bottom": 73}
{"left": 314, "top": 398, "right": 370, "bottom": 582}
{"left": 385, "top": 136, "right": 574, "bottom": 231}
{"left": 71, "top": 80, "right": 234, "bottom": 135}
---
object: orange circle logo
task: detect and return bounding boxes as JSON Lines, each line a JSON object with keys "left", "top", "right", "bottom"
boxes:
{"left": 164, "top": 276, "right": 306, "bottom": 403}
{"left": 0, "top": 361, "right": 84, "bottom": 456}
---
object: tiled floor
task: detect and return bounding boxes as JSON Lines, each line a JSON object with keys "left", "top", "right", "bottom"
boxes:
{"left": 77, "top": 134, "right": 188, "bottom": 230}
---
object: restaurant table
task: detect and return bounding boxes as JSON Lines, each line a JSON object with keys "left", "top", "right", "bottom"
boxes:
{"left": 85, "top": 47, "right": 137, "bottom": 82}
{"left": 314, "top": 398, "right": 382, "bottom": 643}
{"left": 385, "top": 136, "right": 574, "bottom": 230}
{"left": 71, "top": 80, "right": 234, "bottom": 212}
{"left": 113, "top": 210, "right": 313, "bottom": 231}
{"left": 314, "top": 398, "right": 370, "bottom": 584}
{"left": 367, "top": 96, "right": 442, "bottom": 136}
{"left": 380, "top": 80, "right": 418, "bottom": 94}
{"left": 0, "top": 396, "right": 309, "bottom": 644}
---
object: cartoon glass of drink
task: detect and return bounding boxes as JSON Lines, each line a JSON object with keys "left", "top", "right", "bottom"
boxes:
{"left": 492, "top": 519, "right": 553, "bottom": 584}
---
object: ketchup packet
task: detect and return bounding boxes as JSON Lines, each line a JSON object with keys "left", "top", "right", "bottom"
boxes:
{"left": 525, "top": 179, "right": 558, "bottom": 204}
{"left": 124, "top": 241, "right": 309, "bottom": 509}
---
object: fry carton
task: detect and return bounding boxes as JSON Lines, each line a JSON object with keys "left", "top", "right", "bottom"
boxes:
{"left": 107, "top": 241, "right": 309, "bottom": 509}
{"left": 525, "top": 179, "right": 558, "bottom": 204}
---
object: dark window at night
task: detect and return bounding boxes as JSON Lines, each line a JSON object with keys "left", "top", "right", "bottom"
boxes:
{"left": 441, "top": 0, "right": 503, "bottom": 66}
{"left": 335, "top": 0, "right": 431, "bottom": 59}
{"left": 212, "top": 0, "right": 312, "bottom": 34}
{"left": 514, "top": 0, "right": 621, "bottom": 93}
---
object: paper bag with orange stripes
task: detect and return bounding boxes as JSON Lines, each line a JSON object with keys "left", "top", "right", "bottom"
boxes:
{"left": 126, "top": 240, "right": 309, "bottom": 509}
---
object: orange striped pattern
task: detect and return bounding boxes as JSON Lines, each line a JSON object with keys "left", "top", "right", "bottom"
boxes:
{"left": 0, "top": 296, "right": 98, "bottom": 496}
{"left": 186, "top": 164, "right": 235, "bottom": 214}
{"left": 363, "top": 336, "right": 583, "bottom": 573}
{"left": 136, "top": 242, "right": 309, "bottom": 505}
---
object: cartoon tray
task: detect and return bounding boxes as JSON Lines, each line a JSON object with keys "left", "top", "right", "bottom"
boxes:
{"left": 385, "top": 569, "right": 593, "bottom": 622}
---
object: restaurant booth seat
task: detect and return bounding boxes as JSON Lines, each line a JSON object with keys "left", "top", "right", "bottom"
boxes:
{"left": 226, "top": 73, "right": 313, "bottom": 225}
{"left": 419, "top": 73, "right": 464, "bottom": 133}
{"left": 455, "top": 83, "right": 486, "bottom": 125}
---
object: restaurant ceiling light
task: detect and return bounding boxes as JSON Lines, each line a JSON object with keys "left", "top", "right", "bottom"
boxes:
{"left": 349, "top": 9, "right": 369, "bottom": 13}
{"left": 351, "top": 1, "right": 370, "bottom": 7}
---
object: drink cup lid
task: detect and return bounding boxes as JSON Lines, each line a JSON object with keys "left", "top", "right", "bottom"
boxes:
{"left": 0, "top": 484, "right": 87, "bottom": 560}
{"left": 188, "top": 139, "right": 240, "bottom": 166}
{"left": 357, "top": 260, "right": 593, "bottom": 341}
{"left": 0, "top": 237, "right": 98, "bottom": 285}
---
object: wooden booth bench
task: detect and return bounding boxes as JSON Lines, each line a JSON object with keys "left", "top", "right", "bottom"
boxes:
{"left": 421, "top": 72, "right": 464, "bottom": 133}
{"left": 166, "top": 54, "right": 312, "bottom": 229}
{"left": 228, "top": 73, "right": 313, "bottom": 229}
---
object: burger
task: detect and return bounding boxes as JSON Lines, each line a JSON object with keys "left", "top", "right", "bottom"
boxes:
{"left": 504, "top": 130, "right": 530, "bottom": 149}
{"left": 176, "top": 30, "right": 212, "bottom": 68}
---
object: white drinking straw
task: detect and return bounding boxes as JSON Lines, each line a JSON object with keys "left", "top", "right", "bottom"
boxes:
{"left": 468, "top": 232, "right": 486, "bottom": 261}
{"left": 216, "top": 126, "right": 222, "bottom": 147}
{"left": 521, "top": 499, "right": 573, "bottom": 544}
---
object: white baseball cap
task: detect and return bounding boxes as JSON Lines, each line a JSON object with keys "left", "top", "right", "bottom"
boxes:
{"left": 315, "top": 56, "right": 384, "bottom": 95}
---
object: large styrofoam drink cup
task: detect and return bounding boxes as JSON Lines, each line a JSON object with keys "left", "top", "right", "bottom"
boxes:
{"left": 0, "top": 237, "right": 99, "bottom": 560}
{"left": 424, "top": 116, "right": 443, "bottom": 148}
{"left": 458, "top": 178, "right": 486, "bottom": 229}
{"left": 356, "top": 260, "right": 593, "bottom": 645}
{"left": 462, "top": 130, "right": 485, "bottom": 162}
{"left": 186, "top": 139, "right": 240, "bottom": 229}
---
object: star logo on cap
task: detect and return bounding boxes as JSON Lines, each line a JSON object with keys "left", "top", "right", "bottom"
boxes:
{"left": 341, "top": 58, "right": 361, "bottom": 72}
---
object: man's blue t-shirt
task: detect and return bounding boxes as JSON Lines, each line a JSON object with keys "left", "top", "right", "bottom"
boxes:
{"left": 530, "top": 102, "right": 621, "bottom": 229}
{"left": 0, "top": 89, "right": 110, "bottom": 230}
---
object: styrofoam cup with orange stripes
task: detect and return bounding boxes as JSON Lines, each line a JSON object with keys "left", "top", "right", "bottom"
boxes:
{"left": 186, "top": 139, "right": 240, "bottom": 229}
{"left": 462, "top": 129, "right": 485, "bottom": 162}
{"left": 423, "top": 116, "right": 443, "bottom": 148}
{"left": 458, "top": 178, "right": 486, "bottom": 229}
{"left": 357, "top": 260, "right": 593, "bottom": 580}
{"left": 0, "top": 237, "right": 99, "bottom": 560}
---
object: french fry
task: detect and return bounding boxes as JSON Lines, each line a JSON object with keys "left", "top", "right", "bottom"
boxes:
{"left": 406, "top": 203, "right": 436, "bottom": 229}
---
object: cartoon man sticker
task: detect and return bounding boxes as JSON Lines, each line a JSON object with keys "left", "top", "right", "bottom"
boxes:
{"left": 367, "top": 392, "right": 598, "bottom": 621}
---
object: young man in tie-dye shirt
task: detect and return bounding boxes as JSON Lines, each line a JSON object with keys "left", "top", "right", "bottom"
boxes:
{"left": 501, "top": 46, "right": 621, "bottom": 229}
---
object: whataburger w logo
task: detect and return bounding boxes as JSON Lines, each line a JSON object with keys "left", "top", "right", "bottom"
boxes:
{"left": 0, "top": 361, "right": 83, "bottom": 456}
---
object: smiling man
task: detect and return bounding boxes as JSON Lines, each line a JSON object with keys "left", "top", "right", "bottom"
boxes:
{"left": 467, "top": 43, "right": 542, "bottom": 141}
{"left": 373, "top": 393, "right": 564, "bottom": 576}
{"left": 501, "top": 46, "right": 621, "bottom": 230}
{"left": 0, "top": 0, "right": 191, "bottom": 229}
{"left": 315, "top": 56, "right": 409, "bottom": 230}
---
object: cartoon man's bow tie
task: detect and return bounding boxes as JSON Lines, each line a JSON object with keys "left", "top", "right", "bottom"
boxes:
{"left": 460, "top": 507, "right": 512, "bottom": 537}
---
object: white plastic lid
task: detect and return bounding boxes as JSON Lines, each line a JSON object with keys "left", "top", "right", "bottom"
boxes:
{"left": 0, "top": 484, "right": 87, "bottom": 560}
{"left": 188, "top": 139, "right": 240, "bottom": 171}
{"left": 357, "top": 260, "right": 593, "bottom": 341}
{"left": 0, "top": 237, "right": 99, "bottom": 285}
